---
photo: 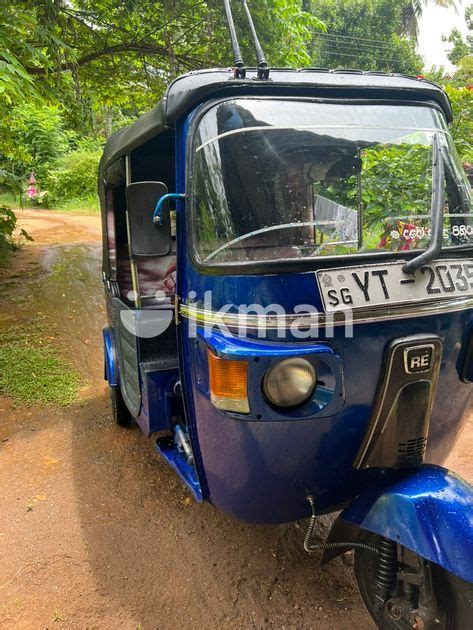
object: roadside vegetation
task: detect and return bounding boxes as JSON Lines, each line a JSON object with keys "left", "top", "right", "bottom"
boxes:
{"left": 0, "top": 2, "right": 470, "bottom": 253}
{"left": 0, "top": 321, "right": 81, "bottom": 406}
{"left": 1, "top": 2, "right": 471, "bottom": 254}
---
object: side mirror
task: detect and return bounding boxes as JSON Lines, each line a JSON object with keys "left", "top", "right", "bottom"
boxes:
{"left": 126, "top": 181, "right": 171, "bottom": 257}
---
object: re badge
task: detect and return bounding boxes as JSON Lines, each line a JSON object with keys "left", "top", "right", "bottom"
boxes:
{"left": 404, "top": 345, "right": 434, "bottom": 374}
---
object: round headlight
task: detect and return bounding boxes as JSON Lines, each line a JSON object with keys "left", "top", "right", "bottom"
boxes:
{"left": 263, "top": 358, "right": 316, "bottom": 408}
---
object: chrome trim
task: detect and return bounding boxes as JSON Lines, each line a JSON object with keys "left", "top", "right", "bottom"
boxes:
{"left": 180, "top": 297, "right": 473, "bottom": 330}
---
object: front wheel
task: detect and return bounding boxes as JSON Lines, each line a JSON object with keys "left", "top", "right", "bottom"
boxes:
{"left": 354, "top": 533, "right": 473, "bottom": 629}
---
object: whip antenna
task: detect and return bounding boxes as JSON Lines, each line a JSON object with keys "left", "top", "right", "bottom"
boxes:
{"left": 241, "top": 0, "right": 270, "bottom": 80}
{"left": 223, "top": 0, "right": 246, "bottom": 79}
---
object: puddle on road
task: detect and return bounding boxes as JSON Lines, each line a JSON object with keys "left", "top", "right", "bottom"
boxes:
{"left": 0, "top": 242, "right": 106, "bottom": 383}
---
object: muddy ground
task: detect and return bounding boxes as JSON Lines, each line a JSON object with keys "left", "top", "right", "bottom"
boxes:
{"left": 0, "top": 209, "right": 471, "bottom": 629}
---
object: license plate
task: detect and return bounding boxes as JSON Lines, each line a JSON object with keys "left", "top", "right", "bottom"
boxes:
{"left": 317, "top": 259, "right": 473, "bottom": 312}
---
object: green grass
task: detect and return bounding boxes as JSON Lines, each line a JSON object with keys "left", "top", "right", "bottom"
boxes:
{"left": 0, "top": 323, "right": 82, "bottom": 406}
{"left": 54, "top": 196, "right": 99, "bottom": 213}
{"left": 0, "top": 191, "right": 99, "bottom": 214}
{"left": 0, "top": 192, "right": 21, "bottom": 207}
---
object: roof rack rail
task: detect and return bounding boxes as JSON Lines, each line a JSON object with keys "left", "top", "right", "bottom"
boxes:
{"left": 332, "top": 69, "right": 364, "bottom": 75}
{"left": 300, "top": 67, "right": 331, "bottom": 73}
{"left": 223, "top": 0, "right": 246, "bottom": 79}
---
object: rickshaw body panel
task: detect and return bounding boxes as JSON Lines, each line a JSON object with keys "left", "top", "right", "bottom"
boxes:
{"left": 176, "top": 309, "right": 472, "bottom": 524}
{"left": 100, "top": 71, "right": 471, "bottom": 530}
{"left": 339, "top": 465, "right": 473, "bottom": 583}
{"left": 173, "top": 107, "right": 472, "bottom": 524}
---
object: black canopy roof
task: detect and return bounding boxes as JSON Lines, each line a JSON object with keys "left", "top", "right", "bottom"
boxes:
{"left": 99, "top": 68, "right": 452, "bottom": 177}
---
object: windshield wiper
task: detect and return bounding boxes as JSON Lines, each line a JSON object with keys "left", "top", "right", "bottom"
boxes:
{"left": 241, "top": 0, "right": 270, "bottom": 80}
{"left": 223, "top": 0, "right": 246, "bottom": 79}
{"left": 402, "top": 133, "right": 445, "bottom": 275}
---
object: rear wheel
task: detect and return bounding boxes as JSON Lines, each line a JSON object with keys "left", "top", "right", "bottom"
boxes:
{"left": 110, "top": 386, "right": 132, "bottom": 427}
{"left": 354, "top": 533, "right": 473, "bottom": 629}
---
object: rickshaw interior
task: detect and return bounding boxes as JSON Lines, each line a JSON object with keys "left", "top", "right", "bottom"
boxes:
{"left": 108, "top": 128, "right": 177, "bottom": 306}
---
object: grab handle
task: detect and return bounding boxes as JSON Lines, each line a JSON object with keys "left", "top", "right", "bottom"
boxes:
{"left": 153, "top": 193, "right": 186, "bottom": 225}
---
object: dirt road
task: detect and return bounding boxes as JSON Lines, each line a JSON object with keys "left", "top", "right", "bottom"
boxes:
{"left": 0, "top": 210, "right": 471, "bottom": 629}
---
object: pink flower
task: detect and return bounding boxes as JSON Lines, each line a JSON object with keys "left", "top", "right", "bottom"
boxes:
{"left": 27, "top": 185, "right": 38, "bottom": 199}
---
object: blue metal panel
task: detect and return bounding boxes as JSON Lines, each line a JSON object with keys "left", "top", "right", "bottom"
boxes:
{"left": 200, "top": 327, "right": 336, "bottom": 358}
{"left": 174, "top": 106, "right": 473, "bottom": 523}
{"left": 156, "top": 440, "right": 203, "bottom": 502}
{"left": 341, "top": 465, "right": 473, "bottom": 583}
{"left": 103, "top": 327, "right": 118, "bottom": 387}
{"left": 196, "top": 328, "right": 344, "bottom": 420}
{"left": 189, "top": 270, "right": 325, "bottom": 313}
{"left": 135, "top": 368, "right": 179, "bottom": 437}
{"left": 175, "top": 114, "right": 210, "bottom": 500}
{"left": 179, "top": 310, "right": 472, "bottom": 523}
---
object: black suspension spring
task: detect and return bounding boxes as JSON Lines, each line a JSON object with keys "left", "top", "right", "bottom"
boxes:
{"left": 376, "top": 537, "right": 398, "bottom": 600}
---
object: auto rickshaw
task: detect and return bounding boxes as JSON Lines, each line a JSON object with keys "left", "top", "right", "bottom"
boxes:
{"left": 99, "top": 2, "right": 473, "bottom": 627}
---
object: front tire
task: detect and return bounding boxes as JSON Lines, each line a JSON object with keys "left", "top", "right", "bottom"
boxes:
{"left": 110, "top": 386, "right": 132, "bottom": 427}
{"left": 354, "top": 533, "right": 473, "bottom": 629}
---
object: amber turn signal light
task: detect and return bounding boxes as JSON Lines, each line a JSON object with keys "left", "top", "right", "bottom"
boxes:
{"left": 208, "top": 350, "right": 250, "bottom": 414}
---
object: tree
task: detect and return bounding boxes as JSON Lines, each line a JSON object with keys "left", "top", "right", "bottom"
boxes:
{"left": 1, "top": 1, "right": 325, "bottom": 129}
{"left": 402, "top": 0, "right": 459, "bottom": 38}
{"left": 0, "top": 1, "right": 327, "bottom": 254}
{"left": 444, "top": 28, "right": 472, "bottom": 66}
{"left": 0, "top": 5, "right": 44, "bottom": 104}
{"left": 307, "top": 0, "right": 423, "bottom": 75}
{"left": 442, "top": 5, "right": 472, "bottom": 84}
{"left": 0, "top": 2, "right": 325, "bottom": 194}
{"left": 445, "top": 85, "right": 473, "bottom": 162}
{"left": 423, "top": 5, "right": 472, "bottom": 164}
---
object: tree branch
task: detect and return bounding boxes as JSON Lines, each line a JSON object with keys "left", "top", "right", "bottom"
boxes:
{"left": 25, "top": 42, "right": 202, "bottom": 75}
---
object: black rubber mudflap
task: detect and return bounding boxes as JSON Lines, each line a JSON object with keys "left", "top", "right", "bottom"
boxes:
{"left": 112, "top": 298, "right": 141, "bottom": 417}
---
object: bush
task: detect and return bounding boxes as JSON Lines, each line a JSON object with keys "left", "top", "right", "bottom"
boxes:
{"left": 0, "top": 101, "right": 104, "bottom": 209}
{"left": 0, "top": 204, "right": 32, "bottom": 262}
{"left": 313, "top": 143, "right": 434, "bottom": 251}
{"left": 47, "top": 149, "right": 102, "bottom": 202}
{"left": 0, "top": 205, "right": 18, "bottom": 257}
{"left": 3, "top": 103, "right": 70, "bottom": 182}
{"left": 353, "top": 144, "right": 432, "bottom": 228}
{"left": 445, "top": 85, "right": 473, "bottom": 163}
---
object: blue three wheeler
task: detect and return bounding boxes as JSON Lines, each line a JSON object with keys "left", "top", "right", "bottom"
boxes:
{"left": 99, "top": 2, "right": 473, "bottom": 627}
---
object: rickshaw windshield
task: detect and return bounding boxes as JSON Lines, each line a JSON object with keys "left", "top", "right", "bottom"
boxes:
{"left": 191, "top": 98, "right": 472, "bottom": 265}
